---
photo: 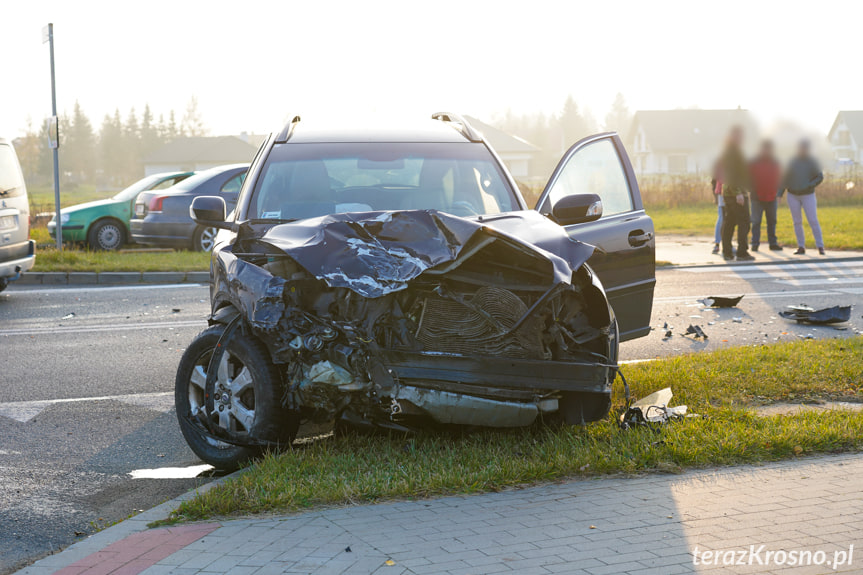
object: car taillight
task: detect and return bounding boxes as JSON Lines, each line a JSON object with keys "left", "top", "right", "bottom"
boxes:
{"left": 149, "top": 196, "right": 166, "bottom": 212}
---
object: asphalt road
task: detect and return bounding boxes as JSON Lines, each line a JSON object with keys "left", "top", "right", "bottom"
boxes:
{"left": 0, "top": 259, "right": 861, "bottom": 572}
{"left": 0, "top": 284, "right": 212, "bottom": 574}
{"left": 620, "top": 259, "right": 862, "bottom": 361}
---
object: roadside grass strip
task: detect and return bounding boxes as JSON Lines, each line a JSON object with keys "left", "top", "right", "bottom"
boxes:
{"left": 163, "top": 337, "right": 863, "bottom": 523}
{"left": 649, "top": 204, "right": 863, "bottom": 251}
{"left": 32, "top": 246, "right": 210, "bottom": 272}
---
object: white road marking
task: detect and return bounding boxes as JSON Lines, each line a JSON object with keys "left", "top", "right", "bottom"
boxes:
{"left": 653, "top": 290, "right": 830, "bottom": 304}
{"left": 0, "top": 319, "right": 206, "bottom": 337}
{"left": 680, "top": 261, "right": 863, "bottom": 273}
{"left": 773, "top": 277, "right": 863, "bottom": 286}
{"left": 8, "top": 283, "right": 207, "bottom": 295}
{"left": 0, "top": 391, "right": 173, "bottom": 423}
{"left": 129, "top": 464, "right": 213, "bottom": 479}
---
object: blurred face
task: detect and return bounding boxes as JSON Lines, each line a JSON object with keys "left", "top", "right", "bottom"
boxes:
{"left": 761, "top": 142, "right": 774, "bottom": 156}
{"left": 728, "top": 127, "right": 744, "bottom": 147}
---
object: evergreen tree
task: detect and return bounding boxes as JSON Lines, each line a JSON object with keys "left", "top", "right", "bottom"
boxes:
{"left": 181, "top": 96, "right": 207, "bottom": 137}
{"left": 13, "top": 118, "right": 43, "bottom": 183}
{"left": 99, "top": 110, "right": 125, "bottom": 185}
{"left": 558, "top": 95, "right": 590, "bottom": 151}
{"left": 604, "top": 93, "right": 632, "bottom": 140}
{"left": 63, "top": 101, "right": 96, "bottom": 183}
{"left": 140, "top": 104, "right": 161, "bottom": 159}
{"left": 124, "top": 107, "right": 141, "bottom": 179}
{"left": 167, "top": 110, "right": 180, "bottom": 140}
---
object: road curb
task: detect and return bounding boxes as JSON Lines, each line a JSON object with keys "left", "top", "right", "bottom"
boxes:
{"left": 16, "top": 470, "right": 243, "bottom": 575}
{"left": 13, "top": 271, "right": 210, "bottom": 286}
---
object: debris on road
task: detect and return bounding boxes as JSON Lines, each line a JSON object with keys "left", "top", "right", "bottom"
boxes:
{"left": 779, "top": 305, "right": 852, "bottom": 325}
{"left": 619, "top": 387, "right": 694, "bottom": 429}
{"left": 61, "top": 312, "right": 75, "bottom": 320}
{"left": 732, "top": 317, "right": 743, "bottom": 323}
{"left": 684, "top": 324, "right": 708, "bottom": 339}
{"left": 699, "top": 295, "right": 744, "bottom": 308}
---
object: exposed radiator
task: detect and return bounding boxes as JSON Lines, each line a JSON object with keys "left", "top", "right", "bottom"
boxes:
{"left": 415, "top": 286, "right": 544, "bottom": 358}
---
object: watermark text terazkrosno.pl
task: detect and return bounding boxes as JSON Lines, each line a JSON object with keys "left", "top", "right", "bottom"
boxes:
{"left": 693, "top": 545, "right": 854, "bottom": 569}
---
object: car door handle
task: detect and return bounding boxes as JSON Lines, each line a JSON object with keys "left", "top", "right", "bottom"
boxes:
{"left": 628, "top": 230, "right": 653, "bottom": 247}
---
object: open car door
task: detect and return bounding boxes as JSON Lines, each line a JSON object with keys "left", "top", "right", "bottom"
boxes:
{"left": 535, "top": 133, "right": 655, "bottom": 341}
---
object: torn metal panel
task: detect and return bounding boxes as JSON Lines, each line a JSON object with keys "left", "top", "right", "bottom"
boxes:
{"left": 258, "top": 209, "right": 595, "bottom": 298}
{"left": 779, "top": 305, "right": 852, "bottom": 325}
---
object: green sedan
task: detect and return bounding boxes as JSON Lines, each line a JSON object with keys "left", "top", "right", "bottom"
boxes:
{"left": 48, "top": 171, "right": 193, "bottom": 250}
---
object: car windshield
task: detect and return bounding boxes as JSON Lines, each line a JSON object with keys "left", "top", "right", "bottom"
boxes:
{"left": 112, "top": 174, "right": 173, "bottom": 201}
{"left": 250, "top": 142, "right": 517, "bottom": 221}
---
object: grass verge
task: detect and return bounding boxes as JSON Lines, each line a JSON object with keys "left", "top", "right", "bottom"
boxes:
{"left": 649, "top": 203, "right": 863, "bottom": 251}
{"left": 162, "top": 337, "right": 863, "bottom": 524}
{"left": 33, "top": 247, "right": 210, "bottom": 272}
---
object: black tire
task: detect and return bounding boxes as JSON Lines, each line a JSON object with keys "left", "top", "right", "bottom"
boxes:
{"left": 175, "top": 323, "right": 298, "bottom": 471}
{"left": 192, "top": 225, "right": 218, "bottom": 252}
{"left": 87, "top": 219, "right": 125, "bottom": 251}
{"left": 0, "top": 277, "right": 7, "bottom": 293}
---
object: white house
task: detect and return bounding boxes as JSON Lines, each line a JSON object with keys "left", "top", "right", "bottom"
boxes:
{"left": 143, "top": 136, "right": 259, "bottom": 176}
{"left": 827, "top": 111, "right": 863, "bottom": 164}
{"left": 627, "top": 109, "right": 758, "bottom": 175}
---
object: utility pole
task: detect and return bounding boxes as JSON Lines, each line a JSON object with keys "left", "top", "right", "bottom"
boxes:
{"left": 42, "top": 23, "right": 62, "bottom": 251}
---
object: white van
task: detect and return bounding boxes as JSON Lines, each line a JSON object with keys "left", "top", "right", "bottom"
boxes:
{"left": 0, "top": 138, "right": 35, "bottom": 292}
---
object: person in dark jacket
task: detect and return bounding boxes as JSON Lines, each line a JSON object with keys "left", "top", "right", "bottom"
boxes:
{"left": 720, "top": 126, "right": 754, "bottom": 261}
{"left": 749, "top": 140, "right": 783, "bottom": 251}
{"left": 781, "top": 139, "right": 825, "bottom": 255}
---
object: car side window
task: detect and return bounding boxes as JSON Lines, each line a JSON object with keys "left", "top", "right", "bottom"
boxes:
{"left": 0, "top": 144, "right": 25, "bottom": 197}
{"left": 221, "top": 173, "right": 246, "bottom": 194}
{"left": 547, "top": 139, "right": 633, "bottom": 217}
{"left": 151, "top": 176, "right": 183, "bottom": 191}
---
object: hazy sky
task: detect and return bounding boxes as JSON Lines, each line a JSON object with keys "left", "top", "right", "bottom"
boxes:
{"left": 3, "top": 0, "right": 861, "bottom": 140}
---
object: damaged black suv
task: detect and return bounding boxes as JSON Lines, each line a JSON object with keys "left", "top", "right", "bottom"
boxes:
{"left": 176, "top": 113, "right": 655, "bottom": 470}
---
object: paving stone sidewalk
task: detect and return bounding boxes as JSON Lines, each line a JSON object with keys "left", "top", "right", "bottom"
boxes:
{"left": 19, "top": 452, "right": 863, "bottom": 575}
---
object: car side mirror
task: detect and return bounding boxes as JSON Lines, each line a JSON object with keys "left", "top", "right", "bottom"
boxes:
{"left": 551, "top": 193, "right": 603, "bottom": 226}
{"left": 190, "top": 196, "right": 233, "bottom": 230}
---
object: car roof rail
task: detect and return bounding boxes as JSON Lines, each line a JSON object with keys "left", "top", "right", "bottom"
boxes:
{"left": 431, "top": 112, "right": 483, "bottom": 142}
{"left": 275, "top": 115, "right": 302, "bottom": 143}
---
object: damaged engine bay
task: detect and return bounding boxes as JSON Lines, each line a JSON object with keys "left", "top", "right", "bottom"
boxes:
{"left": 181, "top": 209, "right": 619, "bottom": 460}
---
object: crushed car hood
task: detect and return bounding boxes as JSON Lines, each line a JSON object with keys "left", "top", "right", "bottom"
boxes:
{"left": 256, "top": 209, "right": 595, "bottom": 298}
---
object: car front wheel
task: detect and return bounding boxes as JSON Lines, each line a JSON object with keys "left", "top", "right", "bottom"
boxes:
{"left": 88, "top": 219, "right": 125, "bottom": 251}
{"left": 175, "top": 323, "right": 298, "bottom": 471}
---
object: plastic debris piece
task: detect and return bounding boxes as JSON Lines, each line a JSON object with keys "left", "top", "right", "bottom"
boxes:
{"left": 699, "top": 295, "right": 744, "bottom": 308}
{"left": 619, "top": 387, "right": 695, "bottom": 430}
{"left": 385, "top": 560, "right": 396, "bottom": 566}
{"left": 663, "top": 330, "right": 673, "bottom": 340}
{"left": 684, "top": 324, "right": 708, "bottom": 339}
{"left": 732, "top": 317, "right": 743, "bottom": 323}
{"left": 345, "top": 546, "right": 352, "bottom": 553}
{"left": 779, "top": 305, "right": 851, "bottom": 325}
{"left": 61, "top": 312, "right": 75, "bottom": 320}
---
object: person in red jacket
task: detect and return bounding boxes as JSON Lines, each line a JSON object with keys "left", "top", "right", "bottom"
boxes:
{"left": 749, "top": 140, "right": 783, "bottom": 251}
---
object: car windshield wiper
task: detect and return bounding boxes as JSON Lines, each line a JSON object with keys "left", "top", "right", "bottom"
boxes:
{"left": 246, "top": 218, "right": 297, "bottom": 224}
